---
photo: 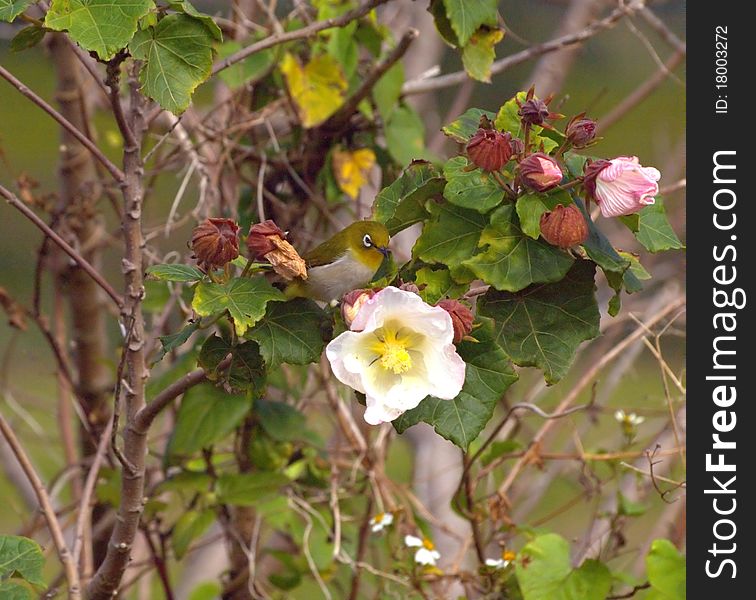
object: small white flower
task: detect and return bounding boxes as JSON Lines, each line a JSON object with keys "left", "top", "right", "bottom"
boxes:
{"left": 615, "top": 409, "right": 645, "bottom": 426}
{"left": 485, "top": 551, "right": 516, "bottom": 569}
{"left": 405, "top": 535, "right": 441, "bottom": 566}
{"left": 326, "top": 287, "right": 466, "bottom": 425}
{"left": 370, "top": 512, "right": 393, "bottom": 533}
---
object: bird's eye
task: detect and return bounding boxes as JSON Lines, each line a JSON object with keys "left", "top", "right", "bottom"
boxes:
{"left": 363, "top": 234, "right": 373, "bottom": 248}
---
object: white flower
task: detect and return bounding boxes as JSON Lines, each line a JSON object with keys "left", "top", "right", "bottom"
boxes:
{"left": 405, "top": 535, "right": 441, "bottom": 566}
{"left": 614, "top": 409, "right": 645, "bottom": 426}
{"left": 370, "top": 512, "right": 394, "bottom": 533}
{"left": 326, "top": 287, "right": 466, "bottom": 425}
{"left": 485, "top": 550, "right": 516, "bottom": 569}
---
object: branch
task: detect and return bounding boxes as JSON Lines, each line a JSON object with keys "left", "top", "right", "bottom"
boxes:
{"left": 211, "top": 0, "right": 390, "bottom": 76}
{"left": 0, "top": 411, "right": 81, "bottom": 599}
{"left": 0, "top": 65, "right": 125, "bottom": 182}
{"left": 637, "top": 7, "right": 686, "bottom": 54}
{"left": 1, "top": 184, "right": 124, "bottom": 308}
{"left": 401, "top": 0, "right": 646, "bottom": 96}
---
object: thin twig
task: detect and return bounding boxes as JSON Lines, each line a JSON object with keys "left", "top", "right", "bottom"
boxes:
{"left": 0, "top": 65, "right": 125, "bottom": 182}
{"left": 0, "top": 411, "right": 81, "bottom": 599}
{"left": 211, "top": 0, "right": 390, "bottom": 76}
{"left": 1, "top": 184, "right": 124, "bottom": 308}
{"left": 637, "top": 7, "right": 685, "bottom": 53}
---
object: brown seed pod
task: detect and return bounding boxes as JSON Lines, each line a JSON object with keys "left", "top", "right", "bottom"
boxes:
{"left": 539, "top": 204, "right": 588, "bottom": 248}
{"left": 191, "top": 218, "right": 240, "bottom": 269}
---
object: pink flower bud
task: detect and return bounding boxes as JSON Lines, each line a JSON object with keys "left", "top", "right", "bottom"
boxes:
{"left": 466, "top": 129, "right": 513, "bottom": 171}
{"left": 191, "top": 218, "right": 240, "bottom": 269}
{"left": 437, "top": 299, "right": 474, "bottom": 344}
{"left": 341, "top": 289, "right": 377, "bottom": 329}
{"left": 584, "top": 156, "right": 660, "bottom": 218}
{"left": 518, "top": 153, "right": 563, "bottom": 192}
{"left": 565, "top": 116, "right": 597, "bottom": 148}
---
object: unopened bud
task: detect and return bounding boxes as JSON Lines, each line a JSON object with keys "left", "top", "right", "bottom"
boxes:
{"left": 518, "top": 153, "right": 563, "bottom": 192}
{"left": 565, "top": 116, "right": 597, "bottom": 148}
{"left": 247, "top": 220, "right": 307, "bottom": 280}
{"left": 191, "top": 218, "right": 240, "bottom": 269}
{"left": 247, "top": 220, "right": 286, "bottom": 260}
{"left": 437, "top": 299, "right": 474, "bottom": 344}
{"left": 341, "top": 289, "right": 377, "bottom": 329}
{"left": 539, "top": 204, "right": 588, "bottom": 248}
{"left": 518, "top": 97, "right": 550, "bottom": 126}
{"left": 466, "top": 129, "right": 513, "bottom": 172}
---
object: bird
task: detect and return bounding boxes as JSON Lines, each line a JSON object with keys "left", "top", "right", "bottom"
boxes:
{"left": 287, "top": 221, "right": 390, "bottom": 301}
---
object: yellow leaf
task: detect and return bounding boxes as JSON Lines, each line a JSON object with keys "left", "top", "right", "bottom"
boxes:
{"left": 332, "top": 148, "right": 376, "bottom": 199}
{"left": 280, "top": 53, "right": 347, "bottom": 128}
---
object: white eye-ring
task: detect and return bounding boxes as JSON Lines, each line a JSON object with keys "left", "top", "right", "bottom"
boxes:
{"left": 363, "top": 234, "right": 373, "bottom": 248}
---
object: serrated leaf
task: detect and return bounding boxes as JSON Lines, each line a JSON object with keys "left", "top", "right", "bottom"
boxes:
{"left": 634, "top": 199, "right": 684, "bottom": 253}
{"left": 516, "top": 191, "right": 571, "bottom": 239}
{"left": 461, "top": 27, "right": 504, "bottom": 82}
{"left": 478, "top": 261, "right": 600, "bottom": 383}
{"left": 371, "top": 160, "right": 443, "bottom": 235}
{"left": 646, "top": 540, "right": 685, "bottom": 600}
{"left": 414, "top": 267, "right": 466, "bottom": 304}
{"left": 463, "top": 204, "right": 574, "bottom": 292}
{"left": 280, "top": 53, "right": 347, "bottom": 128}
{"left": 373, "top": 61, "right": 404, "bottom": 122}
{"left": 332, "top": 147, "right": 376, "bottom": 199}
{"left": 10, "top": 25, "right": 45, "bottom": 51}
{"left": 192, "top": 278, "right": 285, "bottom": 336}
{"left": 155, "top": 321, "right": 199, "bottom": 363}
{"left": 573, "top": 196, "right": 629, "bottom": 273}
{"left": 413, "top": 202, "right": 487, "bottom": 282}
{"left": 247, "top": 298, "right": 329, "bottom": 368}
{"left": 393, "top": 318, "right": 517, "bottom": 448}
{"left": 0, "top": 582, "right": 32, "bottom": 600}
{"left": 217, "top": 40, "right": 273, "bottom": 88}
{"left": 216, "top": 472, "right": 289, "bottom": 506}
{"left": 0, "top": 0, "right": 33, "bottom": 22}
{"left": 198, "top": 335, "right": 266, "bottom": 394}
{"left": 173, "top": 509, "right": 215, "bottom": 559}
{"left": 130, "top": 13, "right": 216, "bottom": 114}
{"left": 516, "top": 533, "right": 612, "bottom": 600}
{"left": 146, "top": 263, "right": 204, "bottom": 282}
{"left": 169, "top": 0, "right": 222, "bottom": 41}
{"left": 45, "top": 0, "right": 154, "bottom": 60}
{"left": 443, "top": 156, "right": 505, "bottom": 213}
{"left": 385, "top": 104, "right": 428, "bottom": 166}
{"left": 167, "top": 383, "right": 251, "bottom": 456}
{"left": 441, "top": 0, "right": 498, "bottom": 47}
{"left": 442, "top": 107, "right": 496, "bottom": 143}
{"left": 0, "top": 535, "right": 45, "bottom": 587}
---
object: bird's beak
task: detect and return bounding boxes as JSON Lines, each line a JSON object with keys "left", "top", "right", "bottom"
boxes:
{"left": 378, "top": 246, "right": 391, "bottom": 257}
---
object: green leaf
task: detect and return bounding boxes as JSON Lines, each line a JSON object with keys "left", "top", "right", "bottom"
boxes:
{"left": 326, "top": 20, "right": 358, "bottom": 79}
{"left": 10, "top": 25, "right": 46, "bottom": 51}
{"left": 394, "top": 318, "right": 518, "bottom": 448}
{"left": 0, "top": 582, "right": 32, "bottom": 600}
{"left": 371, "top": 160, "right": 444, "bottom": 235}
{"left": 385, "top": 104, "right": 427, "bottom": 166}
{"left": 146, "top": 263, "right": 204, "bottom": 282}
{"left": 414, "top": 267, "right": 466, "bottom": 304}
{"left": 0, "top": 535, "right": 45, "bottom": 587}
{"left": 463, "top": 204, "right": 574, "bottom": 292}
{"left": 198, "top": 335, "right": 266, "bottom": 394}
{"left": 646, "top": 540, "right": 685, "bottom": 600}
{"left": 573, "top": 196, "right": 629, "bottom": 273}
{"left": 217, "top": 40, "right": 274, "bottom": 89}
{"left": 187, "top": 582, "right": 223, "bottom": 600}
{"left": 516, "top": 533, "right": 612, "bottom": 600}
{"left": 429, "top": 0, "right": 460, "bottom": 46}
{"left": 247, "top": 298, "right": 330, "bottom": 368}
{"left": 255, "top": 399, "right": 313, "bottom": 443}
{"left": 634, "top": 199, "right": 684, "bottom": 253}
{"left": 441, "top": 0, "right": 498, "bottom": 47}
{"left": 373, "top": 61, "right": 404, "bottom": 122}
{"left": 169, "top": 1, "right": 222, "bottom": 41}
{"left": 461, "top": 27, "right": 504, "bottom": 82}
{"left": 480, "top": 439, "right": 521, "bottom": 466}
{"left": 155, "top": 321, "right": 200, "bottom": 363}
{"left": 0, "top": 0, "right": 33, "bottom": 22}
{"left": 478, "top": 260, "right": 600, "bottom": 383}
{"left": 617, "top": 492, "right": 647, "bottom": 517}
{"left": 442, "top": 156, "right": 505, "bottom": 213}
{"left": 173, "top": 509, "right": 215, "bottom": 559}
{"left": 167, "top": 383, "right": 251, "bottom": 456}
{"left": 216, "top": 472, "right": 289, "bottom": 506}
{"left": 495, "top": 92, "right": 559, "bottom": 152}
{"left": 442, "top": 108, "right": 496, "bottom": 144}
{"left": 130, "top": 13, "right": 216, "bottom": 114}
{"left": 192, "top": 278, "right": 285, "bottom": 336}
{"left": 516, "top": 191, "right": 571, "bottom": 239}
{"left": 45, "top": 0, "right": 154, "bottom": 60}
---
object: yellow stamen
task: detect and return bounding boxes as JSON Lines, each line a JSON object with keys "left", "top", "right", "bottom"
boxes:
{"left": 503, "top": 550, "right": 516, "bottom": 562}
{"left": 373, "top": 512, "right": 385, "bottom": 523}
{"left": 371, "top": 322, "right": 415, "bottom": 374}
{"left": 380, "top": 341, "right": 412, "bottom": 374}
{"left": 422, "top": 538, "right": 435, "bottom": 551}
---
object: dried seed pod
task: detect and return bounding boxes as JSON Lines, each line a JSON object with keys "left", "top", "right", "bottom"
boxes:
{"left": 539, "top": 204, "right": 588, "bottom": 248}
{"left": 191, "top": 218, "right": 240, "bottom": 269}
